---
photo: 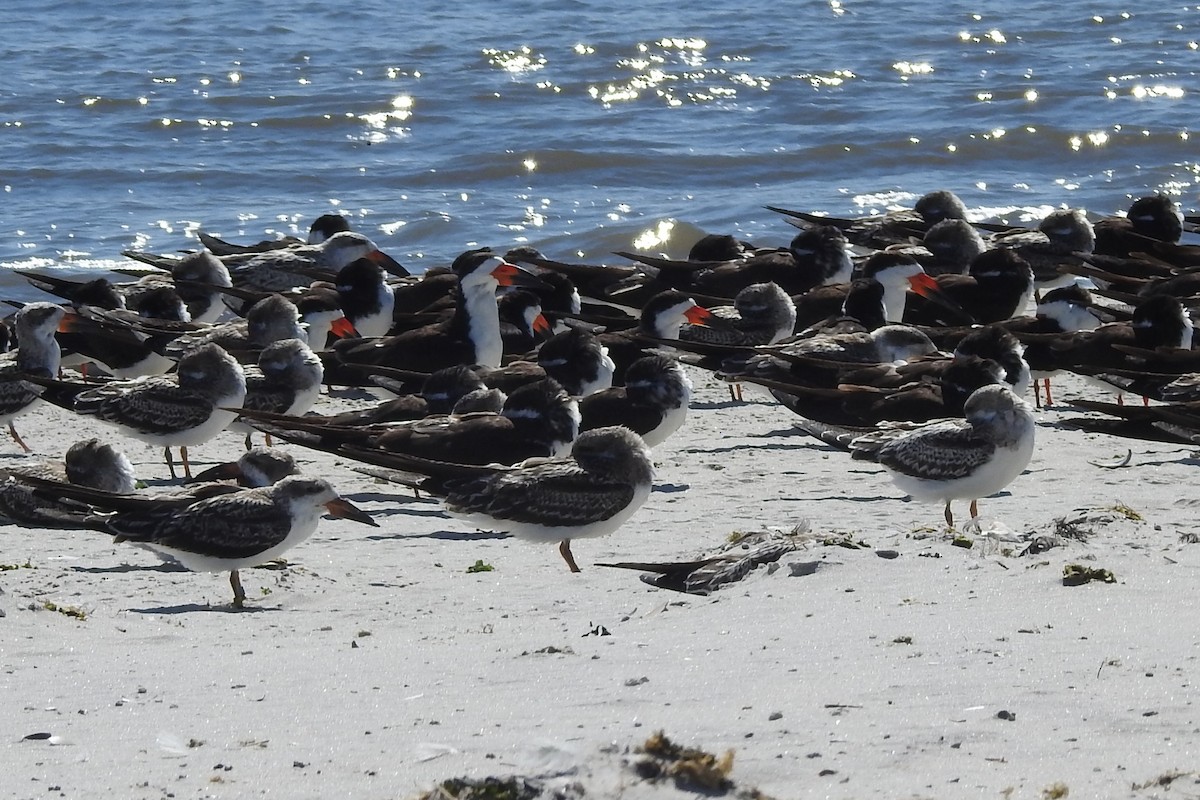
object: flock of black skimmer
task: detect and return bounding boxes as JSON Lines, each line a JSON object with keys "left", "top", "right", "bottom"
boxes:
{"left": 3, "top": 193, "right": 1199, "bottom": 606}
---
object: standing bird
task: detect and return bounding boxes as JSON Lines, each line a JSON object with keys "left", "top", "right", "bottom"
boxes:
{"left": 33, "top": 343, "right": 248, "bottom": 479}
{"left": 376, "top": 426, "right": 655, "bottom": 572}
{"left": 848, "top": 384, "right": 1035, "bottom": 528}
{"left": 17, "top": 474, "right": 376, "bottom": 607}
{"left": 232, "top": 338, "right": 324, "bottom": 448}
{"left": 0, "top": 302, "right": 66, "bottom": 452}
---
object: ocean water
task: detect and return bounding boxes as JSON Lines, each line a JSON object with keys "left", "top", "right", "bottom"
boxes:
{"left": 2, "top": 0, "right": 1197, "bottom": 300}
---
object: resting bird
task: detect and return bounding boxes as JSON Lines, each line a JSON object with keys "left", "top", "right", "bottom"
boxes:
{"left": 368, "top": 426, "right": 655, "bottom": 572}
{"left": 848, "top": 384, "right": 1036, "bottom": 528}
{"left": 16, "top": 474, "right": 376, "bottom": 608}
{"left": 30, "top": 343, "right": 248, "bottom": 479}
{"left": 0, "top": 438, "right": 137, "bottom": 526}
{"left": 0, "top": 302, "right": 66, "bottom": 452}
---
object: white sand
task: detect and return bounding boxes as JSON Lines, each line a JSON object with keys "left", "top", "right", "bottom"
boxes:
{"left": 4, "top": 369, "right": 1199, "bottom": 799}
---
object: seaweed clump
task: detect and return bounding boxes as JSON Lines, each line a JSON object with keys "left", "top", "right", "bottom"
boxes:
{"left": 634, "top": 730, "right": 735, "bottom": 792}
{"left": 418, "top": 776, "right": 579, "bottom": 800}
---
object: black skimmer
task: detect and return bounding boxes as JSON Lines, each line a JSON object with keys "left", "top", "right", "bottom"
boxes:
{"left": 686, "top": 233, "right": 757, "bottom": 262}
{"left": 188, "top": 445, "right": 299, "bottom": 487}
{"left": 374, "top": 325, "right": 616, "bottom": 401}
{"left": 1092, "top": 194, "right": 1183, "bottom": 258}
{"left": 232, "top": 338, "right": 323, "bottom": 447}
{"left": 225, "top": 230, "right": 407, "bottom": 292}
{"left": 0, "top": 302, "right": 66, "bottom": 452}
{"left": 615, "top": 225, "right": 854, "bottom": 300}
{"left": 330, "top": 257, "right": 395, "bottom": 337}
{"left": 599, "top": 289, "right": 720, "bottom": 384}
{"left": 295, "top": 364, "right": 492, "bottom": 428}
{"left": 991, "top": 208, "right": 1095, "bottom": 293}
{"left": 35, "top": 342, "right": 248, "bottom": 479}
{"left": 20, "top": 474, "right": 376, "bottom": 607}
{"left": 156, "top": 250, "right": 235, "bottom": 324}
{"left": 378, "top": 425, "right": 655, "bottom": 573}
{"left": 902, "top": 248, "right": 1035, "bottom": 327}
{"left": 680, "top": 282, "right": 797, "bottom": 348}
{"left": 196, "top": 213, "right": 352, "bottom": 256}
{"left": 30, "top": 249, "right": 233, "bottom": 326}
{"left": 767, "top": 189, "right": 970, "bottom": 249}
{"left": 389, "top": 269, "right": 461, "bottom": 317}
{"left": 293, "top": 293, "right": 360, "bottom": 351}
{"left": 848, "top": 383, "right": 1036, "bottom": 528}
{"left": 891, "top": 218, "right": 988, "bottom": 277}
{"left": 246, "top": 377, "right": 580, "bottom": 467}
{"left": 950, "top": 325, "right": 1031, "bottom": 398}
{"left": 1016, "top": 294, "right": 1193, "bottom": 398}
{"left": 522, "top": 270, "right": 585, "bottom": 332}
{"left": 0, "top": 438, "right": 137, "bottom": 526}
{"left": 676, "top": 282, "right": 797, "bottom": 400}
{"left": 1061, "top": 397, "right": 1200, "bottom": 445}
{"left": 21, "top": 274, "right": 131, "bottom": 311}
{"left": 56, "top": 285, "right": 191, "bottom": 379}
{"left": 791, "top": 251, "right": 958, "bottom": 331}
{"left": 223, "top": 259, "right": 388, "bottom": 343}
{"left": 579, "top": 354, "right": 692, "bottom": 447}
{"left": 498, "top": 290, "right": 552, "bottom": 355}
{"left": 529, "top": 327, "right": 616, "bottom": 398}
{"left": 322, "top": 250, "right": 541, "bottom": 383}
{"left": 918, "top": 283, "right": 1104, "bottom": 407}
{"left": 717, "top": 324, "right": 939, "bottom": 387}
{"left": 162, "top": 293, "right": 309, "bottom": 361}
{"left": 757, "top": 352, "right": 1005, "bottom": 428}
{"left": 790, "top": 277, "right": 889, "bottom": 339}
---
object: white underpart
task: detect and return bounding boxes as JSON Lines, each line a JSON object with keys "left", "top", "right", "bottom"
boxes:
{"left": 302, "top": 310, "right": 343, "bottom": 350}
{"left": 1038, "top": 300, "right": 1101, "bottom": 334}
{"left": 461, "top": 270, "right": 504, "bottom": 369}
{"left": 577, "top": 347, "right": 616, "bottom": 397}
{"left": 888, "top": 424, "right": 1035, "bottom": 507}
{"left": 352, "top": 283, "right": 395, "bottom": 338}
{"left": 640, "top": 375, "right": 693, "bottom": 448}
{"left": 111, "top": 376, "right": 247, "bottom": 447}
{"left": 825, "top": 248, "right": 854, "bottom": 285}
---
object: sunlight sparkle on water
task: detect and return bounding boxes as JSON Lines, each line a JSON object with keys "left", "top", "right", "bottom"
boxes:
{"left": 1131, "top": 85, "right": 1185, "bottom": 99}
{"left": 483, "top": 46, "right": 546, "bottom": 74}
{"left": 632, "top": 219, "right": 675, "bottom": 251}
{"left": 893, "top": 62, "right": 934, "bottom": 79}
{"left": 359, "top": 95, "right": 413, "bottom": 136}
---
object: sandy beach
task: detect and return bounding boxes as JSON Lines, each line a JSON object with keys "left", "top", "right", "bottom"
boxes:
{"left": 4, "top": 367, "right": 1200, "bottom": 799}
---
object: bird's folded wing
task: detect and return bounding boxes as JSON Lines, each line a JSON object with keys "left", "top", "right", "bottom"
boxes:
{"left": 120, "top": 496, "right": 290, "bottom": 558}
{"left": 871, "top": 423, "right": 993, "bottom": 480}
{"left": 76, "top": 382, "right": 215, "bottom": 434}
{"left": 446, "top": 466, "right": 635, "bottom": 525}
